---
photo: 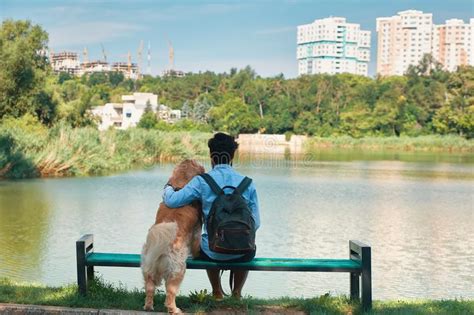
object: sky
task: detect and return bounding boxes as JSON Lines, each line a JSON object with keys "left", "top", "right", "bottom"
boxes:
{"left": 1, "top": 0, "right": 473, "bottom": 78}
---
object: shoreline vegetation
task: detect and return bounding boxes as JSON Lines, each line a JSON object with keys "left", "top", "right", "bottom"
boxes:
{"left": 304, "top": 135, "right": 474, "bottom": 152}
{"left": 0, "top": 118, "right": 473, "bottom": 179}
{"left": 0, "top": 278, "right": 473, "bottom": 315}
{"left": 0, "top": 118, "right": 210, "bottom": 179}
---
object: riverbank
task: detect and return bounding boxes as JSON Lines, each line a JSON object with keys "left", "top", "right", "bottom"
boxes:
{"left": 304, "top": 135, "right": 474, "bottom": 152}
{"left": 0, "top": 122, "right": 210, "bottom": 179}
{"left": 0, "top": 278, "right": 472, "bottom": 315}
{"left": 1, "top": 118, "right": 473, "bottom": 179}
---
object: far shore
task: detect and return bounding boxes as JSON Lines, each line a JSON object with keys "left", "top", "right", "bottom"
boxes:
{"left": 1, "top": 124, "right": 473, "bottom": 179}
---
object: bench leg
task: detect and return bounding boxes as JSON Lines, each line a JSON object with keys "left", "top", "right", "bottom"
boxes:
{"left": 350, "top": 272, "right": 360, "bottom": 300}
{"left": 76, "top": 241, "right": 87, "bottom": 295}
{"left": 76, "top": 234, "right": 94, "bottom": 296}
{"left": 87, "top": 266, "right": 95, "bottom": 282}
{"left": 361, "top": 246, "right": 372, "bottom": 311}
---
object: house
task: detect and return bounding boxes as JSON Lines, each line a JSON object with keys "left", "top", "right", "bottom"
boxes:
{"left": 91, "top": 93, "right": 181, "bottom": 130}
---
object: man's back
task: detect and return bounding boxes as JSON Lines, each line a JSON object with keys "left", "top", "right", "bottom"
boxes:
{"left": 164, "top": 163, "right": 259, "bottom": 260}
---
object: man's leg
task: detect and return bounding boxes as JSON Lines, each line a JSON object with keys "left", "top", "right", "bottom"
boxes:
{"left": 230, "top": 270, "right": 249, "bottom": 298}
{"left": 206, "top": 269, "right": 224, "bottom": 300}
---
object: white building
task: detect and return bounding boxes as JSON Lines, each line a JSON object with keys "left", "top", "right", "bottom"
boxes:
{"left": 432, "top": 18, "right": 474, "bottom": 72}
{"left": 297, "top": 17, "right": 371, "bottom": 76}
{"left": 50, "top": 51, "right": 81, "bottom": 75}
{"left": 377, "top": 11, "right": 474, "bottom": 75}
{"left": 91, "top": 93, "right": 181, "bottom": 130}
{"left": 376, "top": 10, "right": 434, "bottom": 76}
{"left": 80, "top": 61, "right": 111, "bottom": 76}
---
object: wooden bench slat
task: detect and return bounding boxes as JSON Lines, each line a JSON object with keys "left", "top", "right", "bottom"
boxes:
{"left": 86, "top": 252, "right": 362, "bottom": 272}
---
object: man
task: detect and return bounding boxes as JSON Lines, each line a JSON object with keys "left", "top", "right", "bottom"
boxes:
{"left": 163, "top": 132, "right": 260, "bottom": 299}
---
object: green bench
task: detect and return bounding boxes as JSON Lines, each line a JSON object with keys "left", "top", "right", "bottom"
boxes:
{"left": 76, "top": 234, "right": 372, "bottom": 310}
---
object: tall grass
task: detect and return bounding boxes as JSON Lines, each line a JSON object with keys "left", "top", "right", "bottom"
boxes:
{"left": 0, "top": 120, "right": 210, "bottom": 179}
{"left": 305, "top": 135, "right": 474, "bottom": 152}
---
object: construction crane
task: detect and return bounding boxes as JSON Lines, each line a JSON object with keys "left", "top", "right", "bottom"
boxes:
{"left": 147, "top": 41, "right": 151, "bottom": 75}
{"left": 100, "top": 43, "right": 107, "bottom": 63}
{"left": 168, "top": 40, "right": 174, "bottom": 70}
{"left": 127, "top": 51, "right": 132, "bottom": 78}
{"left": 137, "top": 40, "right": 144, "bottom": 79}
{"left": 83, "top": 47, "right": 89, "bottom": 64}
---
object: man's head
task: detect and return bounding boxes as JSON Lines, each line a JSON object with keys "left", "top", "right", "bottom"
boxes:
{"left": 208, "top": 132, "right": 239, "bottom": 166}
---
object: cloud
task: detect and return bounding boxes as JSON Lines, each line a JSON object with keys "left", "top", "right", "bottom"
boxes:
{"left": 255, "top": 26, "right": 296, "bottom": 36}
{"left": 48, "top": 22, "right": 145, "bottom": 47}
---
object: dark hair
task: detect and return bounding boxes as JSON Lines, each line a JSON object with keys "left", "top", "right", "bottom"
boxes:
{"left": 208, "top": 132, "right": 239, "bottom": 165}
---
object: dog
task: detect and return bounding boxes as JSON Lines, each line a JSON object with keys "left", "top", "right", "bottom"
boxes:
{"left": 141, "top": 159, "right": 205, "bottom": 314}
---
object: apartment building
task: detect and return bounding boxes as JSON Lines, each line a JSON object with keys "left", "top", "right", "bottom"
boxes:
{"left": 377, "top": 10, "right": 473, "bottom": 75}
{"left": 297, "top": 17, "right": 371, "bottom": 76}
{"left": 432, "top": 18, "right": 474, "bottom": 71}
{"left": 376, "top": 10, "right": 433, "bottom": 76}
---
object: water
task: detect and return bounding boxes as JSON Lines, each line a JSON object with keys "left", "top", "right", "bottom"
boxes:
{"left": 0, "top": 151, "right": 473, "bottom": 300}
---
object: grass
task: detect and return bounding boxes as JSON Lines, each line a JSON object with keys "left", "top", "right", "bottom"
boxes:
{"left": 305, "top": 135, "right": 474, "bottom": 152}
{"left": 0, "top": 278, "right": 473, "bottom": 315}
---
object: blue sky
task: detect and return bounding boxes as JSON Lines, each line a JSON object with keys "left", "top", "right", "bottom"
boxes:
{"left": 1, "top": 0, "right": 473, "bottom": 78}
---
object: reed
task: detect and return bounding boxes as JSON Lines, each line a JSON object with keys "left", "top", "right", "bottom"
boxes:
{"left": 0, "top": 121, "right": 210, "bottom": 179}
{"left": 305, "top": 135, "right": 474, "bottom": 152}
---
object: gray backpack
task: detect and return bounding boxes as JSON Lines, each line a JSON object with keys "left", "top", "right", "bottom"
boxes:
{"left": 199, "top": 174, "right": 256, "bottom": 254}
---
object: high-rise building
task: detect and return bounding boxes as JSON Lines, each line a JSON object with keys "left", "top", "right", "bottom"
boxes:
{"left": 377, "top": 10, "right": 473, "bottom": 75}
{"left": 376, "top": 10, "right": 433, "bottom": 76}
{"left": 297, "top": 17, "right": 370, "bottom": 76}
{"left": 432, "top": 18, "right": 474, "bottom": 72}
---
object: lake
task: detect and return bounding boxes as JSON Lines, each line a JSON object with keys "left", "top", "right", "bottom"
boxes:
{"left": 0, "top": 150, "right": 473, "bottom": 300}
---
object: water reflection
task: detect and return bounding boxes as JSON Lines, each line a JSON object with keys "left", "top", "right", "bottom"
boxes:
{"left": 0, "top": 181, "right": 52, "bottom": 280}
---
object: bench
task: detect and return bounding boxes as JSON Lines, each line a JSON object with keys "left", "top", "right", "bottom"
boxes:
{"left": 76, "top": 234, "right": 372, "bottom": 310}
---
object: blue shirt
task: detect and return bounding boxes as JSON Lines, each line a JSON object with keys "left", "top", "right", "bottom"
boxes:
{"left": 163, "top": 164, "right": 260, "bottom": 260}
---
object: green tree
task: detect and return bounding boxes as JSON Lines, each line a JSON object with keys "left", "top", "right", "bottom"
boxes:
{"left": 137, "top": 101, "right": 158, "bottom": 129}
{"left": 208, "top": 97, "right": 259, "bottom": 135}
{"left": 0, "top": 19, "right": 56, "bottom": 123}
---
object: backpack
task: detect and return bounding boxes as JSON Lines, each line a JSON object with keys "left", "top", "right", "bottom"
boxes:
{"left": 199, "top": 173, "right": 256, "bottom": 254}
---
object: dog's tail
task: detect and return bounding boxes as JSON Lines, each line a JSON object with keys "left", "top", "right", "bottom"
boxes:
{"left": 141, "top": 222, "right": 178, "bottom": 276}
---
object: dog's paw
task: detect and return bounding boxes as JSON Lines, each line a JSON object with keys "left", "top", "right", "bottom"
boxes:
{"left": 143, "top": 304, "right": 154, "bottom": 311}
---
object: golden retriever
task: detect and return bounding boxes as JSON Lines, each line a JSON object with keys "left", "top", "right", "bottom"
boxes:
{"left": 141, "top": 159, "right": 205, "bottom": 314}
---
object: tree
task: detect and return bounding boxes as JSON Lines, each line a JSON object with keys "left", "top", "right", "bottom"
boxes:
{"left": 0, "top": 19, "right": 56, "bottom": 124}
{"left": 192, "top": 97, "right": 211, "bottom": 123}
{"left": 137, "top": 101, "right": 158, "bottom": 129}
{"left": 108, "top": 71, "right": 124, "bottom": 87}
{"left": 208, "top": 97, "right": 259, "bottom": 135}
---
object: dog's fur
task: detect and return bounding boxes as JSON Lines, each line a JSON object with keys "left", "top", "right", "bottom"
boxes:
{"left": 141, "top": 159, "right": 205, "bottom": 314}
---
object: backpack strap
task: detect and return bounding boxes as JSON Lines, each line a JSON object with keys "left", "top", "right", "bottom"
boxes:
{"left": 199, "top": 173, "right": 223, "bottom": 195}
{"left": 234, "top": 177, "right": 252, "bottom": 195}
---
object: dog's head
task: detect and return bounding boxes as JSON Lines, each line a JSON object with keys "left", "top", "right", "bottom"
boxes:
{"left": 168, "top": 159, "right": 205, "bottom": 189}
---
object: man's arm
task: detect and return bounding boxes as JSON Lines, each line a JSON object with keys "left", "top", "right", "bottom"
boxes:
{"left": 248, "top": 183, "right": 260, "bottom": 230}
{"left": 163, "top": 176, "right": 201, "bottom": 208}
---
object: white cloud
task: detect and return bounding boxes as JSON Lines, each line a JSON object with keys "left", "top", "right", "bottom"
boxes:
{"left": 48, "top": 22, "right": 145, "bottom": 47}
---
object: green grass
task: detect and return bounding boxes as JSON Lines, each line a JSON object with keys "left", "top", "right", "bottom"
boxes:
{"left": 0, "top": 278, "right": 472, "bottom": 315}
{"left": 305, "top": 135, "right": 474, "bottom": 152}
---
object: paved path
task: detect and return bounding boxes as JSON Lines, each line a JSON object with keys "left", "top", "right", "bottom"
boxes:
{"left": 0, "top": 303, "right": 166, "bottom": 315}
{"left": 0, "top": 303, "right": 305, "bottom": 314}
